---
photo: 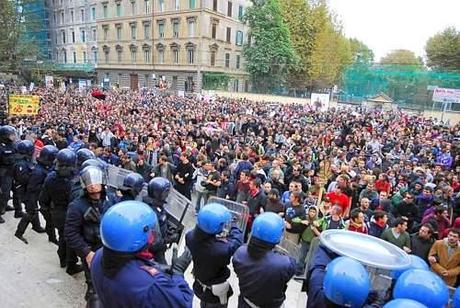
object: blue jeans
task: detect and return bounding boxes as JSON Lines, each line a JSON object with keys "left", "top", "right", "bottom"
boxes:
{"left": 296, "top": 240, "right": 311, "bottom": 275}
{"left": 195, "top": 191, "right": 208, "bottom": 212}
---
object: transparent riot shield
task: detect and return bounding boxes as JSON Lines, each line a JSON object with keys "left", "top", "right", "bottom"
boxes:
{"left": 208, "top": 196, "right": 250, "bottom": 235}
{"left": 276, "top": 234, "right": 301, "bottom": 260}
{"left": 106, "top": 165, "right": 132, "bottom": 189}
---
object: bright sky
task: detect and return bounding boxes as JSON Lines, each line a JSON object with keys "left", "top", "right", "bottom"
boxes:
{"left": 328, "top": 0, "right": 460, "bottom": 62}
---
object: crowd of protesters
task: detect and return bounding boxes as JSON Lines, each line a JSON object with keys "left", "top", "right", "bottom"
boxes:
{"left": 6, "top": 85, "right": 460, "bottom": 286}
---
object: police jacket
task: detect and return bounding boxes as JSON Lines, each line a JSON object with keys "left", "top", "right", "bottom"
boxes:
{"left": 91, "top": 248, "right": 193, "bottom": 308}
{"left": 65, "top": 194, "right": 104, "bottom": 259}
{"left": 40, "top": 171, "right": 73, "bottom": 228}
{"left": 186, "top": 225, "right": 243, "bottom": 302}
{"left": 13, "top": 158, "right": 34, "bottom": 187}
{"left": 0, "top": 141, "right": 16, "bottom": 170}
{"left": 25, "top": 163, "right": 48, "bottom": 200}
{"left": 232, "top": 244, "right": 296, "bottom": 307}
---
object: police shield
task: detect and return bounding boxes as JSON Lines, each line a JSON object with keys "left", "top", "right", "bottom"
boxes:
{"left": 164, "top": 188, "right": 195, "bottom": 243}
{"left": 107, "top": 165, "right": 132, "bottom": 189}
{"left": 207, "top": 196, "right": 249, "bottom": 235}
{"left": 276, "top": 235, "right": 301, "bottom": 260}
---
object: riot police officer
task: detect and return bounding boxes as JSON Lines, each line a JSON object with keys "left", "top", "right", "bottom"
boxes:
{"left": 186, "top": 203, "right": 243, "bottom": 308}
{"left": 76, "top": 148, "right": 96, "bottom": 168}
{"left": 35, "top": 145, "right": 59, "bottom": 243}
{"left": 90, "top": 201, "right": 194, "bottom": 308}
{"left": 119, "top": 172, "right": 145, "bottom": 201}
{"left": 0, "top": 125, "right": 18, "bottom": 223}
{"left": 40, "top": 148, "right": 81, "bottom": 274}
{"left": 145, "top": 177, "right": 177, "bottom": 264}
{"left": 13, "top": 140, "right": 47, "bottom": 244}
{"left": 12, "top": 140, "right": 36, "bottom": 219}
{"left": 232, "top": 212, "right": 296, "bottom": 308}
{"left": 65, "top": 165, "right": 107, "bottom": 307}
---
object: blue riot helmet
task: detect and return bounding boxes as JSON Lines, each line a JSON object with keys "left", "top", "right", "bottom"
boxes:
{"left": 251, "top": 212, "right": 284, "bottom": 244}
{"left": 393, "top": 269, "right": 449, "bottom": 308}
{"left": 76, "top": 148, "right": 96, "bottom": 167}
{"left": 17, "top": 140, "right": 34, "bottom": 156}
{"left": 383, "top": 299, "right": 427, "bottom": 308}
{"left": 101, "top": 201, "right": 158, "bottom": 253}
{"left": 323, "top": 256, "right": 370, "bottom": 308}
{"left": 197, "top": 203, "right": 232, "bottom": 235}
{"left": 454, "top": 287, "right": 460, "bottom": 308}
{"left": 392, "top": 254, "right": 428, "bottom": 279}
{"left": 147, "top": 177, "right": 171, "bottom": 203}
{"left": 81, "top": 158, "right": 108, "bottom": 172}
{"left": 56, "top": 148, "right": 77, "bottom": 168}
{"left": 0, "top": 125, "right": 17, "bottom": 143}
{"left": 38, "top": 145, "right": 59, "bottom": 166}
{"left": 123, "top": 172, "right": 145, "bottom": 196}
{"left": 80, "top": 165, "right": 105, "bottom": 189}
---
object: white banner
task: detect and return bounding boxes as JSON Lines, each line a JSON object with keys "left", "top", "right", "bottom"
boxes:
{"left": 432, "top": 88, "right": 460, "bottom": 104}
{"left": 45, "top": 75, "right": 54, "bottom": 88}
{"left": 311, "top": 93, "right": 330, "bottom": 111}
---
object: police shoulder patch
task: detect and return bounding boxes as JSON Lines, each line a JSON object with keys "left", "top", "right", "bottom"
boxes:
{"left": 140, "top": 265, "right": 160, "bottom": 276}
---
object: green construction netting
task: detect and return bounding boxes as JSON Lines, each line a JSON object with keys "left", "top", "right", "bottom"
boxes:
{"left": 340, "top": 64, "right": 460, "bottom": 111}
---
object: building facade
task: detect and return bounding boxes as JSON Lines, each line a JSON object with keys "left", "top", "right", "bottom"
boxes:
{"left": 48, "top": 0, "right": 250, "bottom": 92}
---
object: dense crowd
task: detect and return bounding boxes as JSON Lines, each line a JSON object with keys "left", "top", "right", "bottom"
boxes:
{"left": 3, "top": 85, "right": 460, "bottom": 305}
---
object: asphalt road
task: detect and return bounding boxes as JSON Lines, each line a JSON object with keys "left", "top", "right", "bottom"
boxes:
{"left": 0, "top": 207, "right": 306, "bottom": 308}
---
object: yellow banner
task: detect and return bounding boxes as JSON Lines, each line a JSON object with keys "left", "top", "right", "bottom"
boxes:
{"left": 8, "top": 95, "right": 40, "bottom": 115}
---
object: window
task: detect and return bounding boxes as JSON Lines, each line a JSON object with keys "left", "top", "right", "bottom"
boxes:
{"left": 92, "top": 28, "right": 97, "bottom": 41}
{"left": 71, "top": 31, "right": 75, "bottom": 43}
{"left": 63, "top": 51, "right": 67, "bottom": 63}
{"left": 81, "top": 30, "right": 86, "bottom": 42}
{"left": 236, "top": 30, "right": 243, "bottom": 46}
{"left": 172, "top": 49, "right": 179, "bottom": 63}
{"left": 91, "top": 7, "right": 96, "bottom": 20}
{"left": 103, "top": 4, "right": 108, "bottom": 18}
{"left": 93, "top": 50, "right": 98, "bottom": 63}
{"left": 158, "top": 23, "right": 165, "bottom": 38}
{"left": 130, "top": 24, "right": 136, "bottom": 39}
{"left": 236, "top": 54, "right": 240, "bottom": 69}
{"left": 238, "top": 5, "right": 243, "bottom": 20}
{"left": 213, "top": 0, "right": 217, "bottom": 11}
{"left": 158, "top": 49, "right": 164, "bottom": 63}
{"left": 144, "top": 74, "right": 149, "bottom": 87}
{"left": 116, "top": 3, "right": 122, "bottom": 17}
{"left": 70, "top": 10, "right": 74, "bottom": 22}
{"left": 144, "top": 23, "right": 150, "bottom": 39}
{"left": 131, "top": 1, "right": 136, "bottom": 15}
{"left": 53, "top": 13, "right": 56, "bottom": 23}
{"left": 189, "top": 0, "right": 195, "bottom": 9}
{"left": 187, "top": 19, "right": 195, "bottom": 37}
{"left": 210, "top": 50, "right": 216, "bottom": 66}
{"left": 83, "top": 51, "right": 87, "bottom": 63}
{"left": 172, "top": 21, "right": 179, "bottom": 38}
{"left": 81, "top": 9, "right": 85, "bottom": 21}
{"left": 159, "top": 0, "right": 164, "bottom": 12}
{"left": 131, "top": 50, "right": 136, "bottom": 63}
{"left": 61, "top": 11, "right": 64, "bottom": 24}
{"left": 187, "top": 49, "right": 194, "bottom": 64}
{"left": 117, "top": 50, "right": 122, "bottom": 63}
{"left": 174, "top": 0, "right": 180, "bottom": 10}
{"left": 227, "top": 1, "right": 232, "bottom": 17}
{"left": 145, "top": 0, "right": 151, "bottom": 13}
{"left": 116, "top": 26, "right": 122, "bottom": 40}
{"left": 226, "top": 27, "right": 231, "bottom": 43}
{"left": 211, "top": 23, "right": 217, "bottom": 39}
{"left": 144, "top": 48, "right": 151, "bottom": 63}
{"left": 104, "top": 51, "right": 109, "bottom": 63}
{"left": 225, "top": 53, "right": 230, "bottom": 68}
{"left": 103, "top": 27, "right": 108, "bottom": 40}
{"left": 73, "top": 51, "right": 77, "bottom": 63}
{"left": 62, "top": 31, "right": 66, "bottom": 43}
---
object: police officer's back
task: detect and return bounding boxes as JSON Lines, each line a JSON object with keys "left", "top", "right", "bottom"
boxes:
{"left": 0, "top": 125, "right": 18, "bottom": 223}
{"left": 91, "top": 201, "right": 194, "bottom": 308}
{"left": 232, "top": 212, "right": 296, "bottom": 308}
{"left": 186, "top": 203, "right": 243, "bottom": 307}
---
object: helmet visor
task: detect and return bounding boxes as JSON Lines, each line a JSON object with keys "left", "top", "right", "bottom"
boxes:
{"left": 81, "top": 167, "right": 104, "bottom": 187}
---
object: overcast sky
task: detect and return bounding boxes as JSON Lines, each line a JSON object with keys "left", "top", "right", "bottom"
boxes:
{"left": 327, "top": 0, "right": 460, "bottom": 62}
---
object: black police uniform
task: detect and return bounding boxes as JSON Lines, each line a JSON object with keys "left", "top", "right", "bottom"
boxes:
{"left": 65, "top": 194, "right": 104, "bottom": 306}
{"left": 186, "top": 224, "right": 243, "bottom": 307}
{"left": 40, "top": 170, "right": 78, "bottom": 268}
{"left": 0, "top": 140, "right": 17, "bottom": 222}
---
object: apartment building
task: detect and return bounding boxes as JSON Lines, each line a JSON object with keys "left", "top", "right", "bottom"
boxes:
{"left": 49, "top": 0, "right": 250, "bottom": 92}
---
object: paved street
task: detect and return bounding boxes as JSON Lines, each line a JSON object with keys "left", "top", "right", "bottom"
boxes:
{"left": 0, "top": 207, "right": 306, "bottom": 308}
